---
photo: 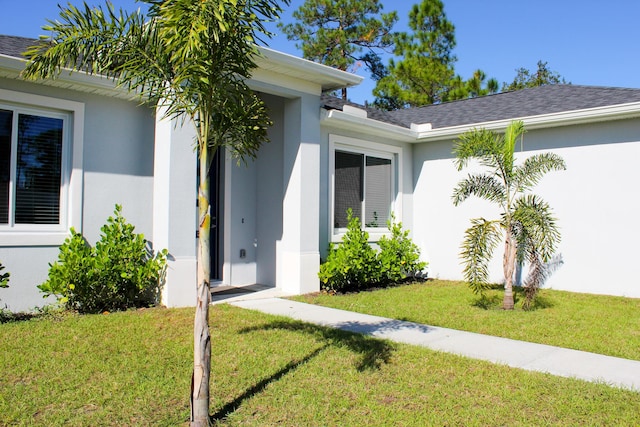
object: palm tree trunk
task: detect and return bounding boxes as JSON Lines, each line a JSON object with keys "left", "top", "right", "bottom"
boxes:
{"left": 191, "top": 146, "right": 211, "bottom": 426}
{"left": 502, "top": 231, "right": 517, "bottom": 310}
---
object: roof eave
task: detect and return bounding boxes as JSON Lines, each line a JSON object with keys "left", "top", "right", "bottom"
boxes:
{"left": 321, "top": 108, "right": 416, "bottom": 142}
{"left": 255, "top": 46, "right": 363, "bottom": 92}
{"left": 2, "top": 47, "right": 363, "bottom": 100}
{"left": 0, "top": 54, "right": 140, "bottom": 101}
{"left": 414, "top": 102, "right": 640, "bottom": 142}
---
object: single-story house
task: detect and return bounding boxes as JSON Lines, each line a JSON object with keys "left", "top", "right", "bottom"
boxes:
{"left": 2, "top": 34, "right": 639, "bottom": 312}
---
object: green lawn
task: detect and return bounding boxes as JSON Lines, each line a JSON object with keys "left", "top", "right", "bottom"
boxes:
{"left": 1, "top": 304, "right": 640, "bottom": 425}
{"left": 292, "top": 279, "right": 640, "bottom": 360}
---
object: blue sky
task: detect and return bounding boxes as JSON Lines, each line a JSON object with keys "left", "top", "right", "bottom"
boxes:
{"left": 2, "top": 0, "right": 640, "bottom": 104}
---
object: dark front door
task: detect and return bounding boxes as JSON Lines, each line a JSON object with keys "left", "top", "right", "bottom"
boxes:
{"left": 209, "top": 148, "right": 223, "bottom": 281}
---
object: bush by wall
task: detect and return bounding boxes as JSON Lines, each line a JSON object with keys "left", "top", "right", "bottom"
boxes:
{"left": 0, "top": 262, "right": 8, "bottom": 288}
{"left": 38, "top": 205, "right": 167, "bottom": 313}
{"left": 319, "top": 210, "right": 427, "bottom": 293}
{"left": 319, "top": 209, "right": 379, "bottom": 293}
{"left": 377, "top": 214, "right": 427, "bottom": 284}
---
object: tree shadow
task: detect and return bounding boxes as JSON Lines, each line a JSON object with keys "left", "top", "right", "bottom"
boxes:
{"left": 211, "top": 319, "right": 396, "bottom": 423}
{"left": 470, "top": 284, "right": 555, "bottom": 310}
{"left": 240, "top": 320, "right": 395, "bottom": 371}
{"left": 210, "top": 343, "right": 328, "bottom": 423}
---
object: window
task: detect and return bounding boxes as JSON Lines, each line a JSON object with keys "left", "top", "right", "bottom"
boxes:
{"left": 334, "top": 150, "right": 392, "bottom": 228}
{"left": 330, "top": 135, "right": 402, "bottom": 238}
{"left": 0, "top": 88, "right": 84, "bottom": 246}
{"left": 1, "top": 109, "right": 65, "bottom": 226}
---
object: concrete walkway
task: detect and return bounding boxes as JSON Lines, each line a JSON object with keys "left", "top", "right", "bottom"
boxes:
{"left": 231, "top": 297, "right": 640, "bottom": 392}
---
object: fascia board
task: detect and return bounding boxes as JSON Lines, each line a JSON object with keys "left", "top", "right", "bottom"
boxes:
{"left": 0, "top": 54, "right": 138, "bottom": 100}
{"left": 321, "top": 108, "right": 416, "bottom": 142}
{"left": 414, "top": 102, "right": 640, "bottom": 142}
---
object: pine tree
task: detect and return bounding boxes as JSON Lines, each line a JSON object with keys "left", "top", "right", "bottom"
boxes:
{"left": 372, "top": 0, "right": 497, "bottom": 109}
{"left": 279, "top": 0, "right": 397, "bottom": 99}
{"left": 503, "top": 60, "right": 568, "bottom": 92}
{"left": 373, "top": 0, "right": 456, "bottom": 108}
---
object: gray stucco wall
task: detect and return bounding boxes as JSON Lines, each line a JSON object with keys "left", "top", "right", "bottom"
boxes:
{"left": 0, "top": 78, "right": 155, "bottom": 312}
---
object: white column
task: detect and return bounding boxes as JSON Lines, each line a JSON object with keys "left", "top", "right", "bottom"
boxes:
{"left": 276, "top": 96, "right": 321, "bottom": 294}
{"left": 153, "top": 108, "right": 198, "bottom": 307}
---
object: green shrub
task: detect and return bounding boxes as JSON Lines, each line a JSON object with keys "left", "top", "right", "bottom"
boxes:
{"left": 319, "top": 210, "right": 427, "bottom": 293}
{"left": 0, "top": 261, "right": 9, "bottom": 288}
{"left": 38, "top": 205, "right": 167, "bottom": 313}
{"left": 319, "top": 209, "right": 379, "bottom": 293}
{"left": 377, "top": 214, "right": 428, "bottom": 284}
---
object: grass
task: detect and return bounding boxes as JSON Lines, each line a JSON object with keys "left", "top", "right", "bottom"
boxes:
{"left": 292, "top": 279, "right": 640, "bottom": 360}
{"left": 1, "top": 304, "right": 640, "bottom": 425}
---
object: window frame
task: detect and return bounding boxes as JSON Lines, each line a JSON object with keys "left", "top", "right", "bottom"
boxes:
{"left": 329, "top": 134, "right": 403, "bottom": 243}
{"left": 0, "top": 88, "right": 84, "bottom": 246}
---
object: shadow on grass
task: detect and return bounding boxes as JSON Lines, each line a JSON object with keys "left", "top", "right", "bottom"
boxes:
{"left": 471, "top": 284, "right": 555, "bottom": 311}
{"left": 240, "top": 320, "right": 395, "bottom": 371}
{"left": 210, "top": 343, "right": 329, "bottom": 423}
{"left": 0, "top": 311, "right": 40, "bottom": 323}
{"left": 211, "top": 319, "right": 395, "bottom": 423}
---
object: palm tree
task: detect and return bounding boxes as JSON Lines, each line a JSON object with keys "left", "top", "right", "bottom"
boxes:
{"left": 22, "top": 1, "right": 288, "bottom": 424}
{"left": 452, "top": 120, "right": 566, "bottom": 310}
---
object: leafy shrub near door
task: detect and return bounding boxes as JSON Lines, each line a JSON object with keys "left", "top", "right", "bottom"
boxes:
{"left": 38, "top": 205, "right": 167, "bottom": 313}
{"left": 319, "top": 209, "right": 426, "bottom": 293}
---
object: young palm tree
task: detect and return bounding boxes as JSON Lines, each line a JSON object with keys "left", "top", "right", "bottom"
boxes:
{"left": 22, "top": 1, "right": 288, "bottom": 424}
{"left": 452, "top": 120, "right": 566, "bottom": 310}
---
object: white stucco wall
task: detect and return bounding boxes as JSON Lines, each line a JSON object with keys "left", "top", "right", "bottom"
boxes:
{"left": 412, "top": 118, "right": 640, "bottom": 298}
{"left": 255, "top": 94, "right": 284, "bottom": 286}
{"left": 222, "top": 92, "right": 322, "bottom": 294}
{"left": 0, "top": 78, "right": 156, "bottom": 312}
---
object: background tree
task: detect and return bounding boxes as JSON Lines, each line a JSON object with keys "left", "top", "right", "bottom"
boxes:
{"left": 22, "top": 0, "right": 288, "bottom": 424}
{"left": 452, "top": 121, "right": 566, "bottom": 310}
{"left": 372, "top": 0, "right": 497, "bottom": 109}
{"left": 279, "top": 0, "right": 397, "bottom": 99}
{"left": 503, "top": 60, "right": 568, "bottom": 91}
{"left": 446, "top": 69, "right": 499, "bottom": 101}
{"left": 373, "top": 0, "right": 456, "bottom": 108}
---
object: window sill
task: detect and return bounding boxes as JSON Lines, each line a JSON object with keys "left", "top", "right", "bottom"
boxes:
{"left": 0, "top": 231, "right": 69, "bottom": 247}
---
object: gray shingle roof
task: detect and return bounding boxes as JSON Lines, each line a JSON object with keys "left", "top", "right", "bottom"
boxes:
{"left": 0, "top": 35, "right": 37, "bottom": 58}
{"left": 321, "top": 94, "right": 407, "bottom": 127}
{"left": 6, "top": 34, "right": 640, "bottom": 130}
{"left": 387, "top": 85, "right": 640, "bottom": 129}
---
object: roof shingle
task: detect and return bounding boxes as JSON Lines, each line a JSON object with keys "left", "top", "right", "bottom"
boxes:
{"left": 388, "top": 85, "right": 640, "bottom": 129}
{"left": 0, "top": 35, "right": 37, "bottom": 59}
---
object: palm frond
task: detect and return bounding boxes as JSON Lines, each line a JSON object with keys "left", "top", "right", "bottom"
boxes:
{"left": 452, "top": 173, "right": 506, "bottom": 206}
{"left": 22, "top": 3, "right": 148, "bottom": 81}
{"left": 502, "top": 120, "right": 525, "bottom": 178}
{"left": 513, "top": 152, "right": 567, "bottom": 192}
{"left": 459, "top": 218, "right": 502, "bottom": 294}
{"left": 512, "top": 195, "right": 561, "bottom": 262}
{"left": 453, "top": 128, "right": 502, "bottom": 171}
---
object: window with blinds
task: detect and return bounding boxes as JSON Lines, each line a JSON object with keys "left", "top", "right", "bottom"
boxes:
{"left": 334, "top": 149, "right": 393, "bottom": 229}
{"left": 0, "top": 108, "right": 65, "bottom": 227}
